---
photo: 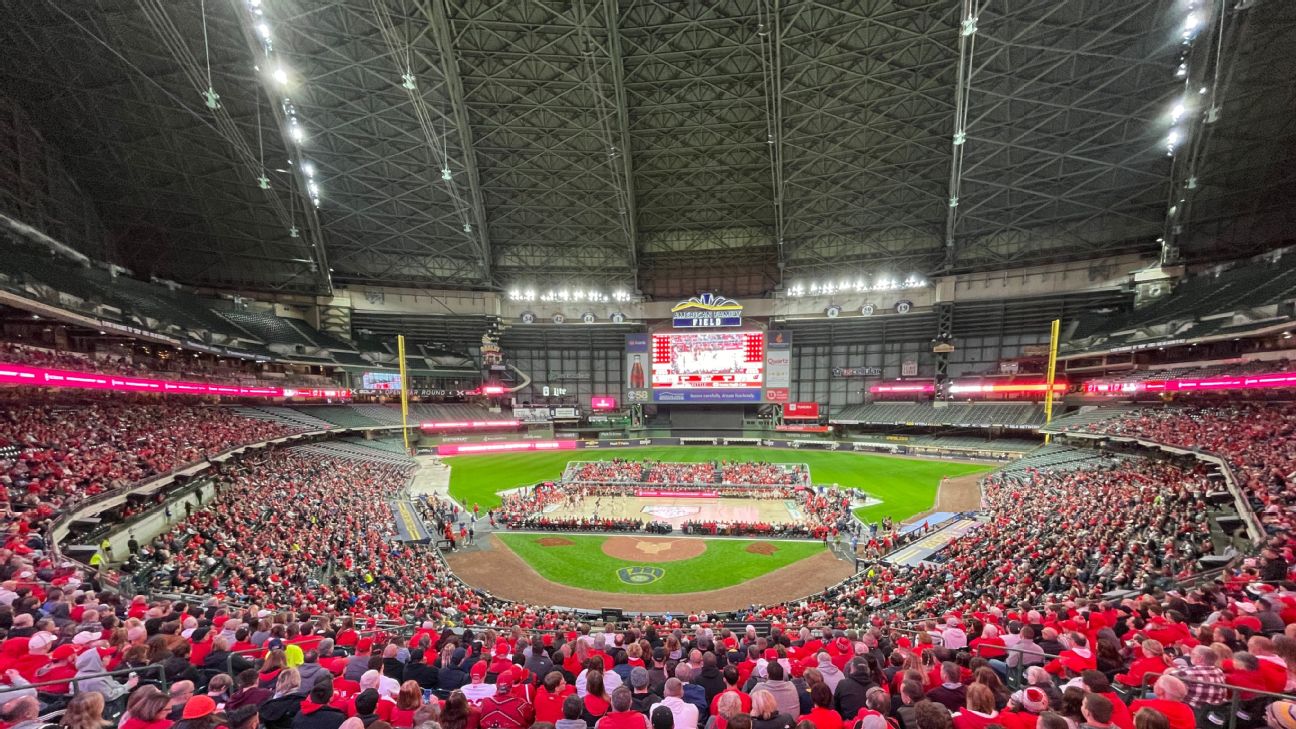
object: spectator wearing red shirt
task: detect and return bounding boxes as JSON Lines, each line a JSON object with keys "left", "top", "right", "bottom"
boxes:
{"left": 1129, "top": 676, "right": 1195, "bottom": 729}
{"left": 798, "top": 684, "right": 843, "bottom": 729}
{"left": 1115, "top": 641, "right": 1170, "bottom": 690}
{"left": 479, "top": 671, "right": 533, "bottom": 729}
{"left": 535, "top": 672, "right": 575, "bottom": 725}
{"left": 968, "top": 625, "right": 1006, "bottom": 661}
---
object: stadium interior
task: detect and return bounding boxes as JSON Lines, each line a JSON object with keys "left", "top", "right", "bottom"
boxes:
{"left": 0, "top": 2, "right": 1295, "bottom": 729}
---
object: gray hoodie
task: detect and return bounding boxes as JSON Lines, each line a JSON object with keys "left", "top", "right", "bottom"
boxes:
{"left": 816, "top": 657, "right": 845, "bottom": 694}
{"left": 297, "top": 661, "right": 326, "bottom": 694}
{"left": 557, "top": 720, "right": 589, "bottom": 729}
{"left": 757, "top": 679, "right": 800, "bottom": 720}
{"left": 75, "top": 650, "right": 129, "bottom": 701}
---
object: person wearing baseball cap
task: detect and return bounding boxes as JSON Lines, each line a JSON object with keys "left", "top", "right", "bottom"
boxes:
{"left": 32, "top": 644, "right": 79, "bottom": 694}
{"left": 461, "top": 660, "right": 495, "bottom": 705}
{"left": 479, "top": 670, "right": 533, "bottom": 729}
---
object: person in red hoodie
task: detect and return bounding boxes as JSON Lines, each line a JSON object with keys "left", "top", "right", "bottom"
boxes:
{"left": 33, "top": 644, "right": 79, "bottom": 695}
{"left": 968, "top": 626, "right": 1006, "bottom": 661}
{"left": 1129, "top": 676, "right": 1195, "bottom": 729}
{"left": 478, "top": 671, "right": 533, "bottom": 729}
{"left": 534, "top": 671, "right": 575, "bottom": 725}
{"left": 1115, "top": 641, "right": 1170, "bottom": 690}
{"left": 12, "top": 634, "right": 53, "bottom": 681}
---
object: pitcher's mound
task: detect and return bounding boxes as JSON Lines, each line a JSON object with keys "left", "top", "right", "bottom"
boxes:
{"left": 537, "top": 537, "right": 575, "bottom": 547}
{"left": 602, "top": 536, "right": 706, "bottom": 562}
{"left": 745, "top": 543, "right": 779, "bottom": 555}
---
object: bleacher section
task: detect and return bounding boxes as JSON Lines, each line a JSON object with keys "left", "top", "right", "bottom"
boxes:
{"left": 996, "top": 444, "right": 1122, "bottom": 473}
{"left": 831, "top": 402, "right": 1045, "bottom": 428}
{"left": 846, "top": 434, "right": 1039, "bottom": 452}
{"left": 231, "top": 406, "right": 337, "bottom": 431}
{"left": 218, "top": 309, "right": 318, "bottom": 347}
{"left": 289, "top": 440, "right": 413, "bottom": 467}
{"left": 1038, "top": 406, "right": 1137, "bottom": 433}
{"left": 0, "top": 231, "right": 380, "bottom": 367}
{"left": 1065, "top": 256, "right": 1296, "bottom": 354}
{"left": 293, "top": 406, "right": 389, "bottom": 429}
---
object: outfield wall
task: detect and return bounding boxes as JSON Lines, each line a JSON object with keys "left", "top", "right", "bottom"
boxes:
{"left": 428, "top": 436, "right": 1025, "bottom": 462}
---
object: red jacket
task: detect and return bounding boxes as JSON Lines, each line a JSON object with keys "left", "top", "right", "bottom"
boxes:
{"left": 1129, "top": 699, "right": 1194, "bottom": 729}
{"left": 534, "top": 686, "right": 574, "bottom": 725}
{"left": 598, "top": 710, "right": 650, "bottom": 729}
{"left": 478, "top": 693, "right": 534, "bottom": 729}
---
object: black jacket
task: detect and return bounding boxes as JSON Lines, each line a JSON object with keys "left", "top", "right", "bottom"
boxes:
{"left": 630, "top": 689, "right": 661, "bottom": 716}
{"left": 438, "top": 663, "right": 468, "bottom": 691}
{"left": 404, "top": 661, "right": 440, "bottom": 690}
{"left": 833, "top": 665, "right": 878, "bottom": 720}
{"left": 752, "top": 714, "right": 794, "bottom": 729}
{"left": 205, "top": 650, "right": 255, "bottom": 675}
{"left": 290, "top": 702, "right": 347, "bottom": 729}
{"left": 260, "top": 693, "right": 306, "bottom": 729}
{"left": 382, "top": 658, "right": 405, "bottom": 683}
{"left": 696, "top": 667, "right": 726, "bottom": 705}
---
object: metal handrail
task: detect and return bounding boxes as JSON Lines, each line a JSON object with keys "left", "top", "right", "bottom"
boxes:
{"left": 1134, "top": 669, "right": 1296, "bottom": 729}
{"left": 0, "top": 663, "right": 169, "bottom": 696}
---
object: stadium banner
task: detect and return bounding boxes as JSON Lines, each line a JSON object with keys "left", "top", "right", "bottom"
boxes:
{"left": 625, "top": 333, "right": 650, "bottom": 403}
{"left": 634, "top": 489, "right": 718, "bottom": 498}
{"left": 670, "top": 293, "right": 743, "bottom": 328}
{"left": 590, "top": 396, "right": 617, "bottom": 410}
{"left": 775, "top": 424, "right": 831, "bottom": 433}
{"left": 436, "top": 440, "right": 578, "bottom": 455}
{"left": 783, "top": 402, "right": 820, "bottom": 419}
{"left": 389, "top": 500, "right": 431, "bottom": 543}
{"left": 833, "top": 366, "right": 882, "bottom": 377}
{"left": 0, "top": 361, "right": 350, "bottom": 400}
{"left": 580, "top": 438, "right": 673, "bottom": 449}
{"left": 1084, "top": 371, "right": 1296, "bottom": 394}
{"left": 423, "top": 432, "right": 547, "bottom": 445}
{"left": 764, "top": 330, "right": 791, "bottom": 404}
{"left": 419, "top": 419, "right": 519, "bottom": 431}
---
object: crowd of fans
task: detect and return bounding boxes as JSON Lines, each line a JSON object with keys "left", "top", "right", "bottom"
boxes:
{"left": 643, "top": 465, "right": 716, "bottom": 487}
{"left": 1, "top": 388, "right": 1296, "bottom": 729}
{"left": 1061, "top": 404, "right": 1296, "bottom": 534}
{"left": 493, "top": 481, "right": 854, "bottom": 540}
{"left": 718, "top": 464, "right": 808, "bottom": 488}
{"left": 4, "top": 562, "right": 1296, "bottom": 729}
{"left": 0, "top": 396, "right": 304, "bottom": 532}
{"left": 562, "top": 462, "right": 810, "bottom": 490}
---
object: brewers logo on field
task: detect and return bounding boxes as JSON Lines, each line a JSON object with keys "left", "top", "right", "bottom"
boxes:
{"left": 617, "top": 566, "right": 665, "bottom": 585}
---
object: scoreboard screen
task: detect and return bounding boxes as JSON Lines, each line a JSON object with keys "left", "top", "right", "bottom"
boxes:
{"left": 360, "top": 371, "right": 401, "bottom": 391}
{"left": 651, "top": 331, "right": 764, "bottom": 392}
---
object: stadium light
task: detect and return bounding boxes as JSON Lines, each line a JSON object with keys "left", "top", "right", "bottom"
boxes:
{"left": 272, "top": 66, "right": 289, "bottom": 86}
{"left": 1165, "top": 128, "right": 1182, "bottom": 153}
{"left": 1182, "top": 12, "right": 1203, "bottom": 40}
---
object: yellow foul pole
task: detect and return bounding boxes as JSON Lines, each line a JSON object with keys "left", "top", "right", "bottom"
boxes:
{"left": 1043, "top": 318, "right": 1060, "bottom": 444}
{"left": 398, "top": 334, "right": 411, "bottom": 453}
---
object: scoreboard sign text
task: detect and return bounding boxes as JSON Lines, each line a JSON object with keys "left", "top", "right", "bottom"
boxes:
{"left": 670, "top": 293, "right": 743, "bottom": 328}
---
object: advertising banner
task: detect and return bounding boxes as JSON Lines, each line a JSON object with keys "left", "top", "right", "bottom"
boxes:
{"left": 783, "top": 402, "right": 820, "bottom": 419}
{"left": 625, "top": 334, "right": 650, "bottom": 403}
{"left": 0, "top": 361, "right": 350, "bottom": 400}
{"left": 436, "top": 440, "right": 578, "bottom": 455}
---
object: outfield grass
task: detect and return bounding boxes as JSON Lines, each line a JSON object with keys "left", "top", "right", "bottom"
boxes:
{"left": 443, "top": 446, "right": 992, "bottom": 523}
{"left": 494, "top": 533, "right": 826, "bottom": 593}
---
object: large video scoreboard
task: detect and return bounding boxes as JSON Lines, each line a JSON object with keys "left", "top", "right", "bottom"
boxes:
{"left": 625, "top": 294, "right": 790, "bottom": 404}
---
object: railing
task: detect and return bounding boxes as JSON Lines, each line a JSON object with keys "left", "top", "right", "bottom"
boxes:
{"left": 1133, "top": 670, "right": 1296, "bottom": 729}
{"left": 0, "top": 663, "right": 170, "bottom": 697}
